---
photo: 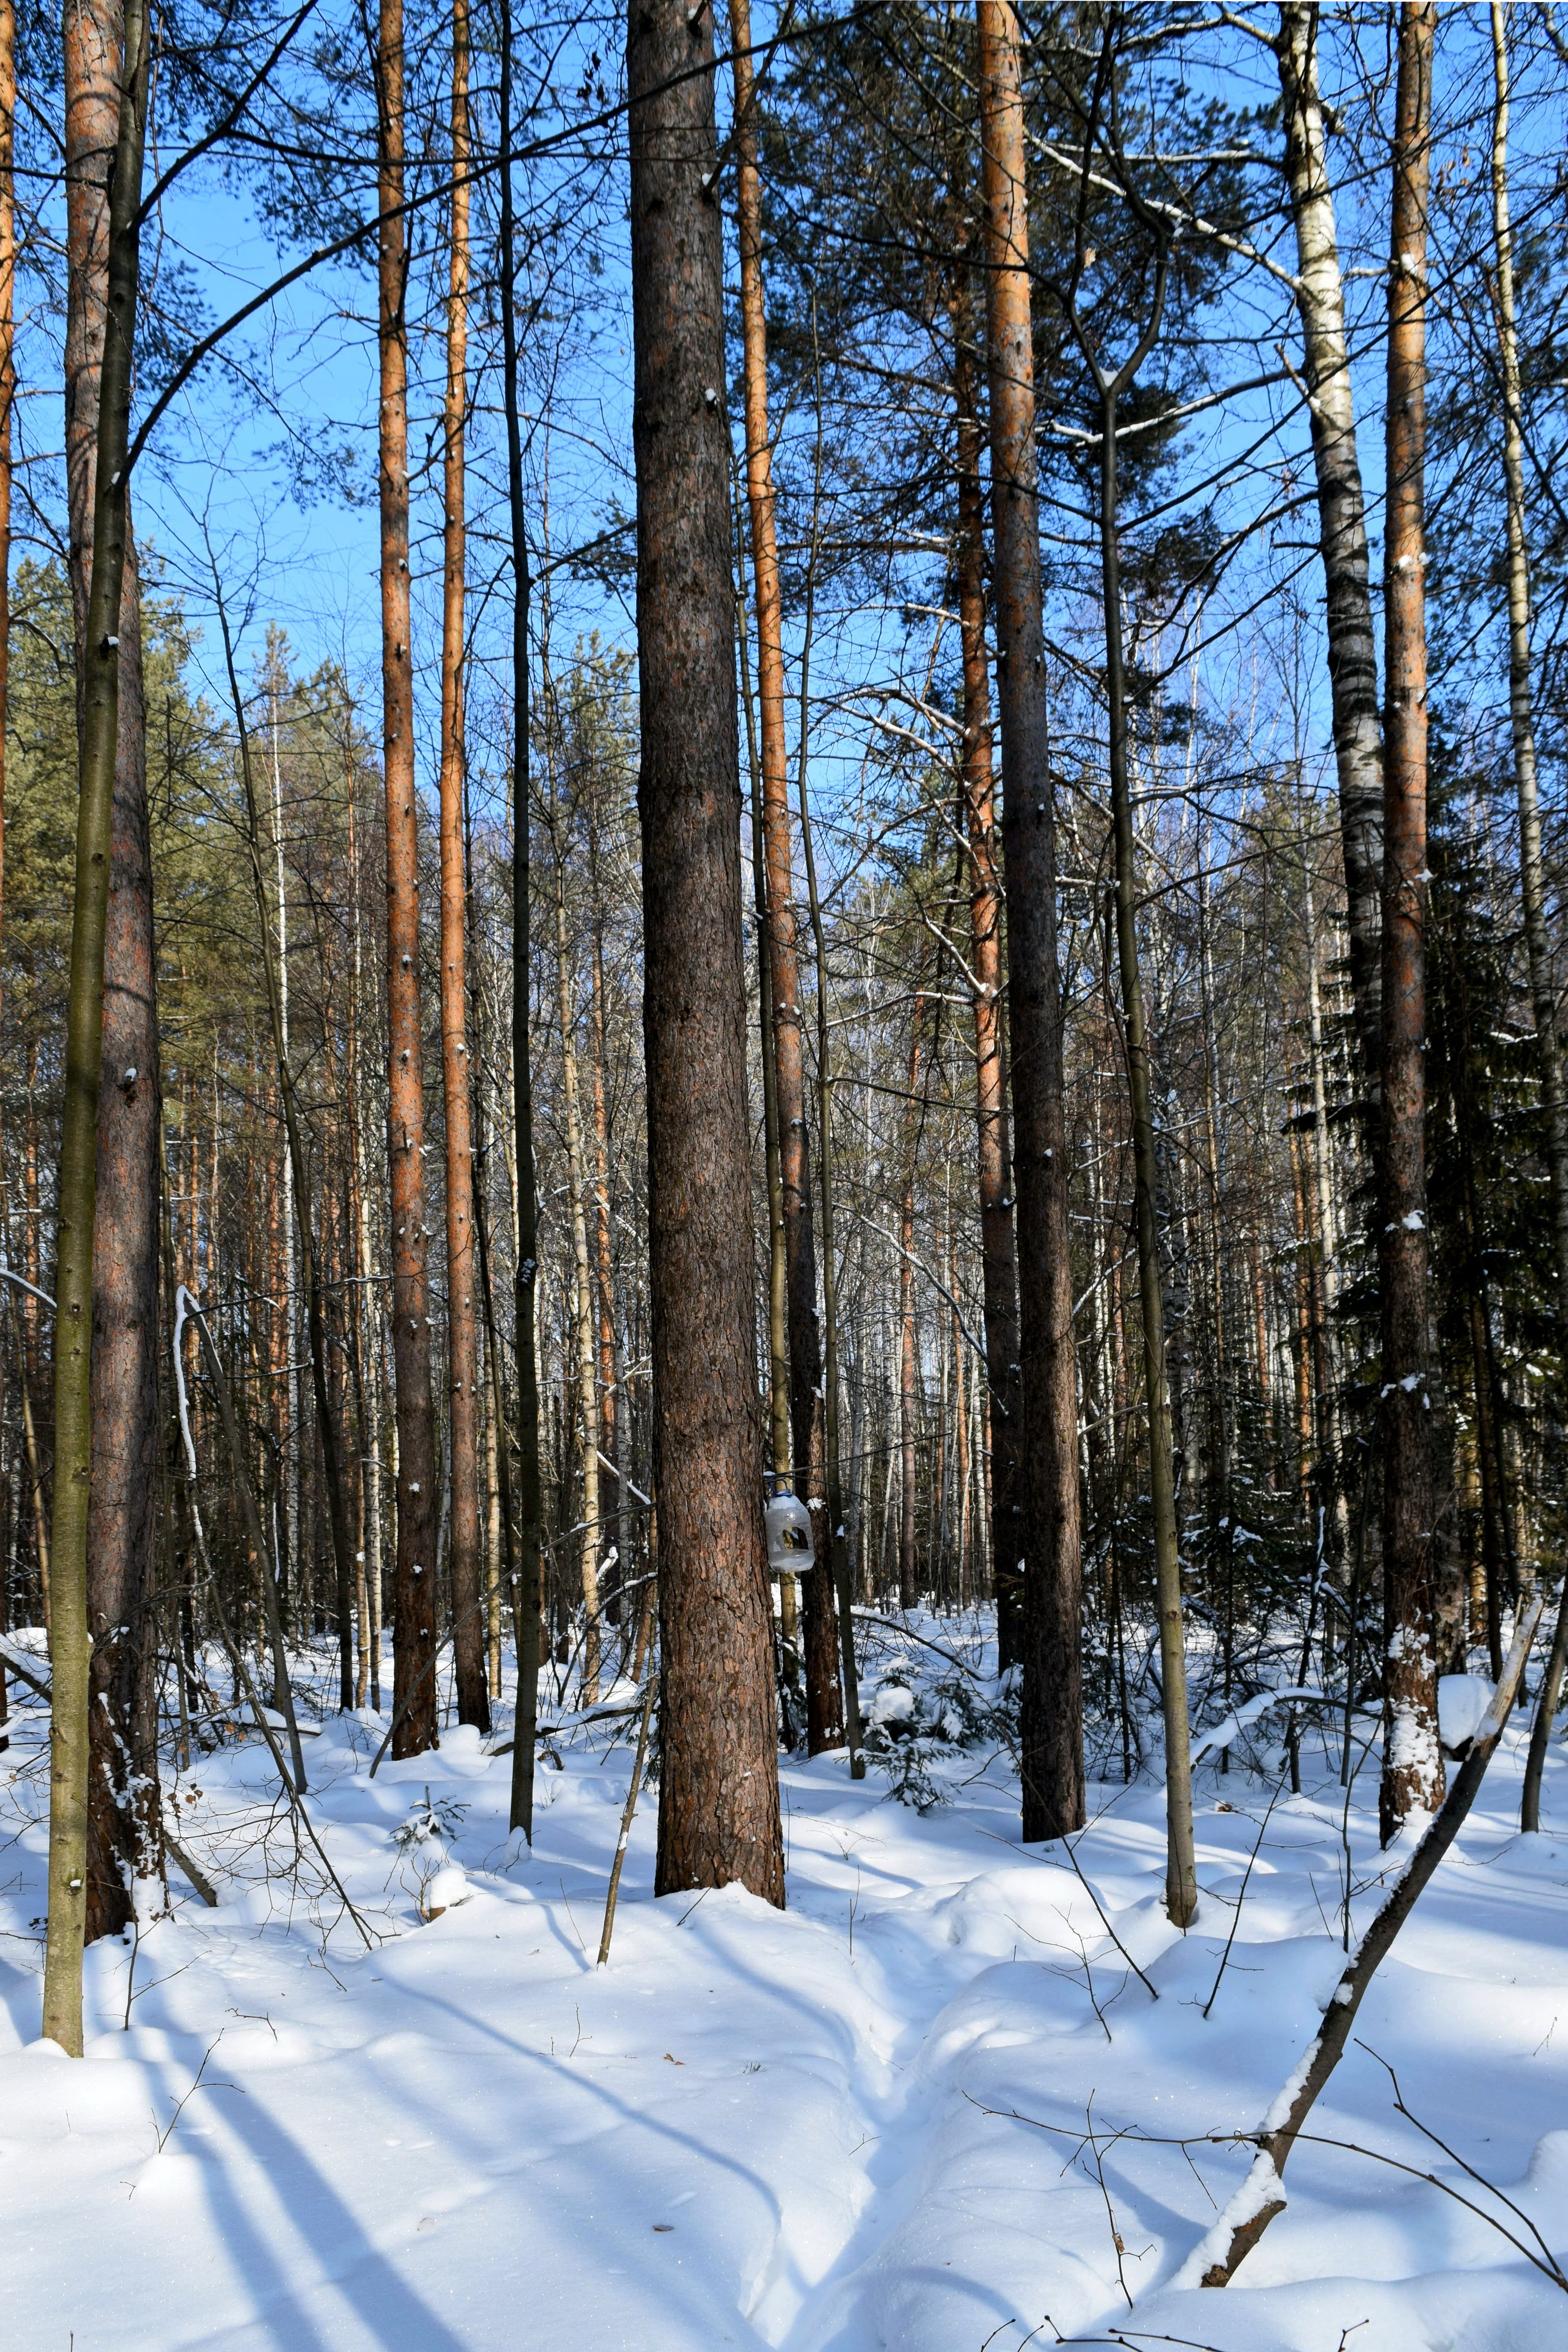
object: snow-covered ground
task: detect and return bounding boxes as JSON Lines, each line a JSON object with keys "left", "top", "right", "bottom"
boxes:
{"left": 2, "top": 1619, "right": 1566, "bottom": 2351}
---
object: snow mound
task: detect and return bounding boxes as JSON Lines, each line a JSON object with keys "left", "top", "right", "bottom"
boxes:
{"left": 1439, "top": 1673, "right": 1495, "bottom": 1753}
{"left": 423, "top": 1865, "right": 471, "bottom": 1918}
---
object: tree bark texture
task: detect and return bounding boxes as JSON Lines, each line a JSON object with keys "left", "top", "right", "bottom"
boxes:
{"left": 63, "top": 0, "right": 163, "bottom": 1950}
{"left": 898, "top": 992, "right": 926, "bottom": 1613}
{"left": 1378, "top": 0, "right": 1441, "bottom": 1844}
{"left": 497, "top": 0, "right": 543, "bottom": 1837}
{"left": 589, "top": 911, "right": 635, "bottom": 1639}
{"left": 45, "top": 0, "right": 152, "bottom": 2050}
{"left": 377, "top": 0, "right": 438, "bottom": 1759}
{"left": 1277, "top": 0, "right": 1383, "bottom": 1089}
{"left": 952, "top": 297, "right": 1023, "bottom": 1669}
{"left": 737, "top": 553, "right": 801, "bottom": 1695}
{"left": 1097, "top": 394, "right": 1195, "bottom": 1917}
{"left": 730, "top": 0, "right": 839, "bottom": 1755}
{"left": 438, "top": 0, "right": 487, "bottom": 1733}
{"left": 1490, "top": 2, "right": 1568, "bottom": 1829}
{"left": 797, "top": 751, "right": 862, "bottom": 1768}
{"left": 0, "top": 0, "right": 14, "bottom": 1750}
{"left": 977, "top": 0, "right": 1083, "bottom": 1842}
{"left": 553, "top": 845, "right": 603, "bottom": 1705}
{"left": 630, "top": 0, "right": 783, "bottom": 1905}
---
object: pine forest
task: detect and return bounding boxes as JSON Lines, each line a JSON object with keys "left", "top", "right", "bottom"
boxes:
{"left": 2, "top": 4, "right": 1568, "bottom": 2345}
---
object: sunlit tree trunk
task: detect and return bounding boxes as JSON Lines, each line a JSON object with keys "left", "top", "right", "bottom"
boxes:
{"left": 62, "top": 0, "right": 163, "bottom": 1954}
{"left": 0, "top": 0, "right": 13, "bottom": 1748}
{"left": 588, "top": 904, "right": 634, "bottom": 1646}
{"left": 376, "top": 0, "right": 438, "bottom": 1757}
{"left": 1490, "top": 4, "right": 1568, "bottom": 1828}
{"left": 345, "top": 745, "right": 384, "bottom": 1710}
{"left": 552, "top": 832, "right": 603, "bottom": 1703}
{"left": 264, "top": 656, "right": 299, "bottom": 1642}
{"left": 629, "top": 0, "right": 783, "bottom": 1905}
{"left": 1378, "top": 0, "right": 1442, "bottom": 1843}
{"left": 951, "top": 287, "right": 1023, "bottom": 1664}
{"left": 735, "top": 486, "right": 797, "bottom": 1687}
{"left": 898, "top": 991, "right": 925, "bottom": 1613}
{"left": 1276, "top": 0, "right": 1383, "bottom": 1088}
{"left": 495, "top": 0, "right": 543, "bottom": 1835}
{"left": 437, "top": 0, "right": 487, "bottom": 1731}
{"left": 730, "top": 0, "right": 840, "bottom": 1752}
{"left": 45, "top": 0, "right": 152, "bottom": 2051}
{"left": 977, "top": 0, "right": 1084, "bottom": 1843}
{"left": 797, "top": 735, "right": 862, "bottom": 1764}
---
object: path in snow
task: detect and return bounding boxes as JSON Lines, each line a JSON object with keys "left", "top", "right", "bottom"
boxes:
{"left": 2, "top": 1632, "right": 1567, "bottom": 2352}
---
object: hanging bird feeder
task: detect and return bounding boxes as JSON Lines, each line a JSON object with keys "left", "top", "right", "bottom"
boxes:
{"left": 764, "top": 1474, "right": 815, "bottom": 1573}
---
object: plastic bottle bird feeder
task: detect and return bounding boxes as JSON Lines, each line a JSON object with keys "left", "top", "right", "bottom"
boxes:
{"left": 764, "top": 1477, "right": 815, "bottom": 1573}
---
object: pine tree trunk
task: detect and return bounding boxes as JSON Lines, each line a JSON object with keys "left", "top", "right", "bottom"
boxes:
{"left": 376, "top": 0, "right": 438, "bottom": 1759}
{"left": 1490, "top": 3, "right": 1568, "bottom": 1827}
{"left": 951, "top": 289, "right": 1024, "bottom": 1666}
{"left": 629, "top": 0, "right": 783, "bottom": 1906}
{"left": 977, "top": 0, "right": 1084, "bottom": 1842}
{"left": 0, "top": 0, "right": 13, "bottom": 1749}
{"left": 44, "top": 0, "right": 152, "bottom": 2051}
{"left": 737, "top": 549, "right": 799, "bottom": 1695}
{"left": 898, "top": 991, "right": 925, "bottom": 1613}
{"left": 437, "top": 0, "right": 487, "bottom": 1732}
{"left": 62, "top": 0, "right": 163, "bottom": 1953}
{"left": 346, "top": 752, "right": 385, "bottom": 1711}
{"left": 1378, "top": 0, "right": 1442, "bottom": 1844}
{"left": 589, "top": 911, "right": 633, "bottom": 1651}
{"left": 1096, "top": 378, "right": 1196, "bottom": 1916}
{"left": 735, "top": 501, "right": 792, "bottom": 1497}
{"left": 553, "top": 838, "right": 603, "bottom": 1704}
{"left": 730, "top": 0, "right": 839, "bottom": 1753}
{"left": 496, "top": 0, "right": 543, "bottom": 1838}
{"left": 797, "top": 749, "right": 862, "bottom": 1768}
{"left": 1276, "top": 0, "right": 1384, "bottom": 1089}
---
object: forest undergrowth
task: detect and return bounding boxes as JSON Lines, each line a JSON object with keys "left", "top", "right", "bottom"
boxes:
{"left": 3, "top": 1601, "right": 1565, "bottom": 2352}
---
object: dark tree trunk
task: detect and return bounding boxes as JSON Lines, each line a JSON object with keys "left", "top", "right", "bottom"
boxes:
{"left": 64, "top": 0, "right": 162, "bottom": 1945}
{"left": 897, "top": 990, "right": 926, "bottom": 1613}
{"left": 45, "top": 0, "right": 152, "bottom": 2049}
{"left": 496, "top": 0, "right": 543, "bottom": 1838}
{"left": 1378, "top": 0, "right": 1441, "bottom": 1843}
{"left": 377, "top": 0, "right": 438, "bottom": 1758}
{"left": 977, "top": 0, "right": 1083, "bottom": 1840}
{"left": 951, "top": 292, "right": 1023, "bottom": 1666}
{"left": 628, "top": 0, "right": 783, "bottom": 1905}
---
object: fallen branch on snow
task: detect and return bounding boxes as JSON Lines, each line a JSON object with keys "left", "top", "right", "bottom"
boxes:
{"left": 1186, "top": 1592, "right": 1544, "bottom": 2288}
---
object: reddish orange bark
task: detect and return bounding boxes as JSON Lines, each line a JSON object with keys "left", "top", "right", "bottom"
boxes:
{"left": 951, "top": 285, "right": 1023, "bottom": 1660}
{"left": 377, "top": 0, "right": 438, "bottom": 1757}
{"left": 437, "top": 0, "right": 486, "bottom": 1731}
{"left": 978, "top": 0, "right": 1083, "bottom": 1838}
{"left": 730, "top": 0, "right": 841, "bottom": 1753}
